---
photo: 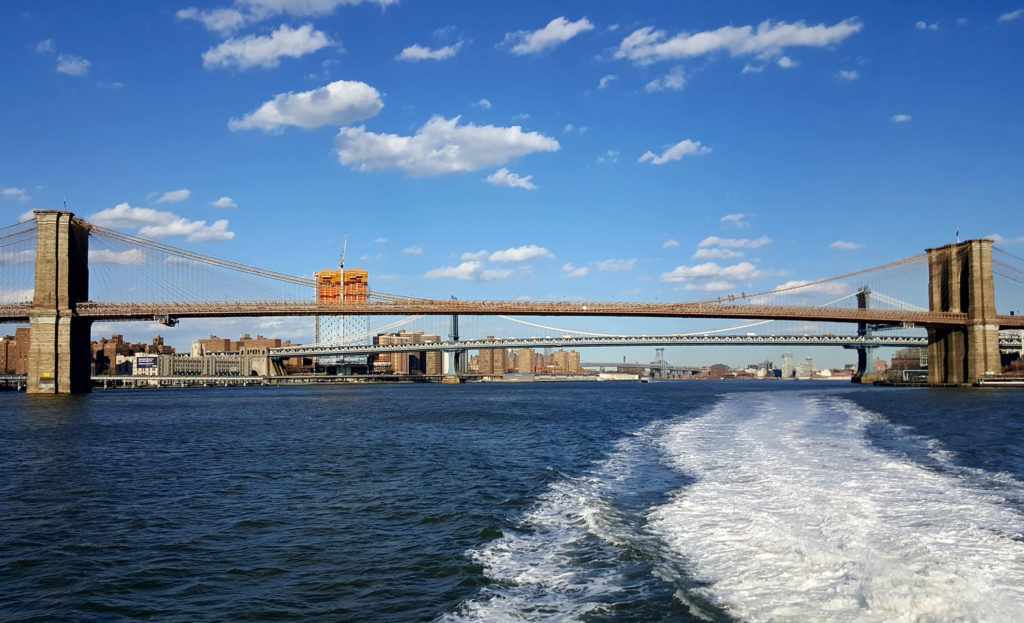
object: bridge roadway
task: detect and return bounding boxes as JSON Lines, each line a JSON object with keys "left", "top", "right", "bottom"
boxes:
{"left": 266, "top": 333, "right": 1021, "bottom": 358}
{"left": 3, "top": 299, "right": 1024, "bottom": 329}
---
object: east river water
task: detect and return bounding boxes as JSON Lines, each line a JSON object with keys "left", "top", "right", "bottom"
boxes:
{"left": 2, "top": 382, "right": 1023, "bottom": 622}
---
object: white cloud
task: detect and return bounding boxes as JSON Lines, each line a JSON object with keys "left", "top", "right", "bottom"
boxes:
{"left": 999, "top": 9, "right": 1023, "bottom": 22}
{"left": 776, "top": 55, "right": 798, "bottom": 68}
{"left": 661, "top": 261, "right": 762, "bottom": 284}
{"left": 202, "top": 24, "right": 332, "bottom": 70}
{"left": 396, "top": 41, "right": 464, "bottom": 61}
{"left": 210, "top": 196, "right": 237, "bottom": 208}
{"left": 1, "top": 187, "right": 31, "bottom": 203}
{"left": 503, "top": 16, "right": 595, "bottom": 55}
{"left": 425, "top": 261, "right": 511, "bottom": 282}
{"left": 598, "top": 258, "right": 636, "bottom": 272}
{"left": 335, "top": 115, "right": 559, "bottom": 177}
{"left": 562, "top": 263, "right": 589, "bottom": 278}
{"left": 693, "top": 247, "right": 744, "bottom": 260}
{"left": 663, "top": 239, "right": 679, "bottom": 248}
{"left": 771, "top": 279, "right": 848, "bottom": 295}
{"left": 596, "top": 150, "right": 620, "bottom": 164}
{"left": 475, "top": 98, "right": 492, "bottom": 109}
{"left": 461, "top": 250, "right": 488, "bottom": 261}
{"left": 839, "top": 69, "right": 859, "bottom": 81}
{"left": 891, "top": 114, "right": 912, "bottom": 123}
{"left": 89, "top": 202, "right": 235, "bottom": 242}
{"left": 176, "top": 7, "right": 247, "bottom": 33}
{"left": 639, "top": 139, "right": 710, "bottom": 165}
{"left": 645, "top": 66, "right": 685, "bottom": 92}
{"left": 741, "top": 64, "right": 763, "bottom": 74}
{"left": 489, "top": 245, "right": 553, "bottom": 263}
{"left": 177, "top": 0, "right": 396, "bottom": 32}
{"left": 375, "top": 237, "right": 387, "bottom": 244}
{"left": 402, "top": 245, "right": 423, "bottom": 255}
{"left": 229, "top": 79, "right": 383, "bottom": 131}
{"left": 829, "top": 240, "right": 861, "bottom": 250}
{"left": 985, "top": 234, "right": 1024, "bottom": 245}
{"left": 0, "top": 288, "right": 34, "bottom": 304}
{"left": 698, "top": 235, "right": 771, "bottom": 249}
{"left": 156, "top": 189, "right": 191, "bottom": 204}
{"left": 486, "top": 168, "right": 537, "bottom": 190}
{"left": 682, "top": 281, "right": 735, "bottom": 293}
{"left": 0, "top": 249, "right": 36, "bottom": 264}
{"left": 19, "top": 211, "right": 35, "bottom": 223}
{"left": 615, "top": 18, "right": 862, "bottom": 65}
{"left": 915, "top": 21, "right": 939, "bottom": 31}
{"left": 36, "top": 39, "right": 54, "bottom": 53}
{"left": 720, "top": 213, "right": 749, "bottom": 228}
{"left": 56, "top": 54, "right": 90, "bottom": 76}
{"left": 90, "top": 248, "right": 146, "bottom": 265}
{"left": 598, "top": 74, "right": 618, "bottom": 89}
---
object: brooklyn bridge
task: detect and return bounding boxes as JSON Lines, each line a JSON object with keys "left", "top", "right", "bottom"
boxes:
{"left": 3, "top": 210, "right": 1023, "bottom": 393}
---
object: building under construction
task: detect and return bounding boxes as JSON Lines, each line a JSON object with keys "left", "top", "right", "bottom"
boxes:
{"left": 315, "top": 267, "right": 369, "bottom": 356}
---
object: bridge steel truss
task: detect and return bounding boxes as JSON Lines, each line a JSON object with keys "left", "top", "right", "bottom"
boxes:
{"left": 8, "top": 211, "right": 1023, "bottom": 393}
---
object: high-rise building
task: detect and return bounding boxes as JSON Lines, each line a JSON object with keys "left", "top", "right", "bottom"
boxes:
{"left": 781, "top": 352, "right": 795, "bottom": 378}
{"left": 516, "top": 348, "right": 535, "bottom": 374}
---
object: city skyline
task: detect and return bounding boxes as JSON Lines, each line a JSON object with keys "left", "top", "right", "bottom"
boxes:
{"left": 2, "top": 2, "right": 1023, "bottom": 365}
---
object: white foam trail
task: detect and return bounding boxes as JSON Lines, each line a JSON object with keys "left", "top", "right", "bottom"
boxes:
{"left": 439, "top": 431, "right": 669, "bottom": 622}
{"left": 650, "top": 392, "right": 1024, "bottom": 622}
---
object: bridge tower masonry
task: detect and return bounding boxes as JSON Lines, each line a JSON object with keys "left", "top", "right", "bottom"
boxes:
{"left": 926, "top": 239, "right": 1001, "bottom": 385}
{"left": 27, "top": 210, "right": 93, "bottom": 394}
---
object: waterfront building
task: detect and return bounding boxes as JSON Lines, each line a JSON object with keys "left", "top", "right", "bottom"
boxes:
{"left": 781, "top": 352, "right": 795, "bottom": 379}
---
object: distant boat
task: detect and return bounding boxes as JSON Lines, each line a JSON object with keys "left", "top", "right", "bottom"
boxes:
{"left": 640, "top": 376, "right": 652, "bottom": 383}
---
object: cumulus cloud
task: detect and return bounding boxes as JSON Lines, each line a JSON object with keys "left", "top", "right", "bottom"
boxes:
{"left": 210, "top": 196, "right": 237, "bottom": 208}
{"left": 461, "top": 250, "right": 489, "bottom": 261}
{"left": 839, "top": 69, "right": 859, "bottom": 81}
{"left": 177, "top": 0, "right": 396, "bottom": 32}
{"left": 891, "top": 114, "right": 912, "bottom": 123}
{"left": 598, "top": 74, "right": 618, "bottom": 89}
{"left": 56, "top": 54, "right": 90, "bottom": 76}
{"left": 639, "top": 139, "right": 710, "bottom": 165}
{"left": 396, "top": 41, "right": 464, "bottom": 61}
{"left": 598, "top": 258, "right": 636, "bottom": 272}
{"left": 693, "top": 247, "right": 744, "bottom": 260}
{"left": 663, "top": 239, "right": 679, "bottom": 248}
{"left": 768, "top": 280, "right": 849, "bottom": 296}
{"left": 661, "top": 261, "right": 762, "bottom": 284}
{"left": 829, "top": 240, "right": 861, "bottom": 250}
{"left": 698, "top": 235, "right": 771, "bottom": 249}
{"left": 489, "top": 245, "right": 553, "bottom": 263}
{"left": 486, "top": 168, "right": 537, "bottom": 190}
{"left": 229, "top": 79, "right": 383, "bottom": 131}
{"left": 90, "top": 248, "right": 146, "bottom": 265}
{"left": 776, "top": 55, "right": 798, "bottom": 68}
{"left": 202, "top": 24, "right": 332, "bottom": 70}
{"left": 645, "top": 66, "right": 685, "bottom": 92}
{"left": 999, "top": 9, "right": 1023, "bottom": 22}
{"left": 720, "top": 213, "right": 749, "bottom": 228}
{"left": 915, "top": 21, "right": 939, "bottom": 31}
{"left": 475, "top": 98, "right": 492, "bottom": 109}
{"left": 89, "top": 202, "right": 235, "bottom": 242}
{"left": 402, "top": 245, "right": 423, "bottom": 255}
{"left": 562, "top": 263, "right": 589, "bottom": 278}
{"left": 596, "top": 150, "right": 620, "bottom": 164}
{"left": 1, "top": 187, "right": 31, "bottom": 203}
{"left": 741, "top": 64, "right": 764, "bottom": 74}
{"left": 334, "top": 115, "right": 559, "bottom": 177}
{"left": 503, "top": 16, "right": 594, "bottom": 55}
{"left": 615, "top": 18, "right": 862, "bottom": 65}
{"left": 986, "top": 233, "right": 1024, "bottom": 245}
{"left": 425, "top": 261, "right": 512, "bottom": 282}
{"left": 36, "top": 39, "right": 55, "bottom": 53}
{"left": 0, "top": 249, "right": 36, "bottom": 264}
{"left": 156, "top": 189, "right": 191, "bottom": 204}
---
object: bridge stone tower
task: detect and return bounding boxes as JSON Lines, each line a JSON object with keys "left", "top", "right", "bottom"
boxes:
{"left": 926, "top": 239, "right": 1001, "bottom": 385}
{"left": 27, "top": 210, "right": 93, "bottom": 394}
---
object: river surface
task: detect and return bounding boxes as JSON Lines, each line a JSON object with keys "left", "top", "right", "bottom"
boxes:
{"left": 2, "top": 382, "right": 1023, "bottom": 622}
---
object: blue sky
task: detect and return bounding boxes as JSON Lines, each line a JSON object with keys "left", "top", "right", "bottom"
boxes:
{"left": 3, "top": 1, "right": 1023, "bottom": 364}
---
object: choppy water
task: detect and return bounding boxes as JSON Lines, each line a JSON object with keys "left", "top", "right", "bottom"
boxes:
{"left": 2, "top": 382, "right": 1022, "bottom": 622}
